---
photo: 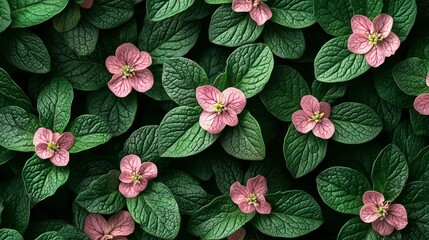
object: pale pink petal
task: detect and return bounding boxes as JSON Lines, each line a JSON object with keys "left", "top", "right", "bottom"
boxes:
{"left": 33, "top": 128, "right": 53, "bottom": 145}
{"left": 249, "top": 3, "right": 272, "bottom": 26}
{"left": 132, "top": 179, "right": 148, "bottom": 192}
{"left": 199, "top": 111, "right": 226, "bottom": 134}
{"left": 300, "top": 95, "right": 320, "bottom": 116}
{"left": 227, "top": 228, "right": 246, "bottom": 240}
{"left": 139, "top": 162, "right": 158, "bottom": 180}
{"left": 219, "top": 109, "right": 239, "bottom": 127}
{"left": 80, "top": 0, "right": 93, "bottom": 9}
{"left": 50, "top": 148, "right": 70, "bottom": 167}
{"left": 35, "top": 143, "right": 54, "bottom": 159}
{"left": 373, "top": 14, "right": 393, "bottom": 39}
{"left": 363, "top": 191, "right": 385, "bottom": 205}
{"left": 348, "top": 33, "right": 373, "bottom": 54}
{"left": 223, "top": 87, "right": 247, "bottom": 114}
{"left": 131, "top": 51, "right": 152, "bottom": 71}
{"left": 232, "top": 0, "right": 252, "bottom": 12}
{"left": 319, "top": 102, "right": 331, "bottom": 118}
{"left": 372, "top": 219, "right": 395, "bottom": 236}
{"left": 385, "top": 204, "right": 408, "bottom": 230}
{"left": 108, "top": 75, "right": 133, "bottom": 98}
{"left": 120, "top": 154, "right": 141, "bottom": 173}
{"left": 292, "top": 110, "right": 317, "bottom": 134}
{"left": 414, "top": 94, "right": 429, "bottom": 115}
{"left": 196, "top": 85, "right": 223, "bottom": 112}
{"left": 230, "top": 182, "right": 249, "bottom": 205}
{"left": 238, "top": 201, "right": 255, "bottom": 214}
{"left": 129, "top": 69, "right": 154, "bottom": 93}
{"left": 105, "top": 56, "right": 124, "bottom": 75}
{"left": 115, "top": 43, "right": 141, "bottom": 64}
{"left": 312, "top": 118, "right": 335, "bottom": 139}
{"left": 379, "top": 32, "right": 400, "bottom": 57}
{"left": 107, "top": 211, "right": 135, "bottom": 237}
{"left": 255, "top": 196, "right": 271, "bottom": 214}
{"left": 351, "top": 15, "right": 373, "bottom": 34}
{"left": 52, "top": 133, "right": 61, "bottom": 142}
{"left": 360, "top": 203, "right": 379, "bottom": 223}
{"left": 84, "top": 214, "right": 108, "bottom": 240}
{"left": 119, "top": 171, "right": 133, "bottom": 184}
{"left": 246, "top": 175, "right": 268, "bottom": 195}
{"left": 57, "top": 132, "right": 74, "bottom": 150}
{"left": 119, "top": 182, "right": 140, "bottom": 198}
{"left": 365, "top": 46, "right": 386, "bottom": 67}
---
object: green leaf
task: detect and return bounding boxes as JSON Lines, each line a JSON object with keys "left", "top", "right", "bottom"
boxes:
{"left": 409, "top": 146, "right": 429, "bottom": 182}
{"left": 68, "top": 159, "right": 116, "bottom": 193}
{"left": 410, "top": 109, "right": 429, "bottom": 136}
{"left": 127, "top": 182, "right": 181, "bottom": 239}
{"left": 87, "top": 88, "right": 137, "bottom": 136}
{"left": 269, "top": 0, "right": 316, "bottom": 28}
{"left": 35, "top": 232, "right": 65, "bottom": 240}
{"left": 316, "top": 167, "right": 370, "bottom": 214}
{"left": 330, "top": 102, "right": 383, "bottom": 144}
{"left": 371, "top": 144, "right": 408, "bottom": 201}
{"left": 263, "top": 24, "right": 305, "bottom": 59}
{"left": 386, "top": 0, "right": 417, "bottom": 41}
{"left": 284, "top": 125, "right": 328, "bottom": 178}
{"left": 198, "top": 47, "right": 228, "bottom": 81}
{"left": 220, "top": 110, "right": 265, "bottom": 161}
{"left": 26, "top": 220, "right": 88, "bottom": 240}
{"left": 259, "top": 65, "right": 310, "bottom": 121}
{"left": 162, "top": 58, "right": 209, "bottom": 106}
{"left": 157, "top": 106, "right": 219, "bottom": 157}
{"left": 225, "top": 43, "right": 274, "bottom": 98}
{"left": 208, "top": 5, "right": 264, "bottom": 47}
{"left": 144, "top": 65, "right": 170, "bottom": 101}
{"left": 311, "top": 81, "right": 347, "bottom": 104}
{"left": 9, "top": 0, "right": 68, "bottom": 27}
{"left": 0, "top": 29, "right": 50, "bottom": 73}
{"left": 139, "top": 17, "right": 200, "bottom": 65}
{"left": 315, "top": 36, "right": 370, "bottom": 82}
{"left": 0, "top": 106, "right": 39, "bottom": 152}
{"left": 392, "top": 57, "right": 429, "bottom": 96}
{"left": 188, "top": 195, "right": 254, "bottom": 239}
{"left": 393, "top": 121, "right": 427, "bottom": 161}
{"left": 172, "top": 0, "right": 215, "bottom": 21}
{"left": 147, "top": 0, "right": 195, "bottom": 21}
{"left": 0, "top": 0, "right": 11, "bottom": 32}
{"left": 22, "top": 155, "right": 69, "bottom": 203}
{"left": 251, "top": 190, "right": 323, "bottom": 238}
{"left": 0, "top": 68, "right": 33, "bottom": 111}
{"left": 67, "top": 114, "right": 112, "bottom": 153}
{"left": 212, "top": 154, "right": 244, "bottom": 194}
{"left": 37, "top": 78, "right": 73, "bottom": 133}
{"left": 63, "top": 19, "right": 99, "bottom": 56}
{"left": 350, "top": 0, "right": 383, "bottom": 19}
{"left": 72, "top": 202, "right": 87, "bottom": 230}
{"left": 83, "top": 0, "right": 134, "bottom": 29}
{"left": 0, "top": 146, "right": 15, "bottom": 165}
{"left": 0, "top": 229, "right": 23, "bottom": 240}
{"left": 313, "top": 0, "right": 353, "bottom": 36}
{"left": 52, "top": 2, "right": 80, "bottom": 33}
{"left": 76, "top": 170, "right": 125, "bottom": 214}
{"left": 337, "top": 217, "right": 381, "bottom": 240}
{"left": 1, "top": 188, "right": 30, "bottom": 234}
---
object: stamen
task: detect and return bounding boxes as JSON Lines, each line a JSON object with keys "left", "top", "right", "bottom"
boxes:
{"left": 368, "top": 32, "right": 383, "bottom": 45}
{"left": 47, "top": 141, "right": 59, "bottom": 152}
{"left": 121, "top": 65, "right": 135, "bottom": 77}
{"left": 308, "top": 111, "right": 325, "bottom": 123}
{"left": 130, "top": 172, "right": 142, "bottom": 183}
{"left": 213, "top": 103, "right": 225, "bottom": 115}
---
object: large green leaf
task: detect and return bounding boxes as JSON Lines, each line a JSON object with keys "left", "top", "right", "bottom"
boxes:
{"left": 0, "top": 229, "right": 23, "bottom": 240}
{"left": 263, "top": 23, "right": 305, "bottom": 59}
{"left": 146, "top": 0, "right": 195, "bottom": 21}
{"left": 337, "top": 217, "right": 382, "bottom": 240}
{"left": 83, "top": 0, "right": 134, "bottom": 29}
{"left": 198, "top": 47, "right": 228, "bottom": 81}
{"left": 350, "top": 0, "right": 383, "bottom": 18}
{"left": 386, "top": 0, "right": 417, "bottom": 41}
{"left": 313, "top": 0, "right": 353, "bottom": 36}
{"left": 0, "top": 68, "right": 33, "bottom": 111}
{"left": 35, "top": 232, "right": 65, "bottom": 240}
{"left": 0, "top": 0, "right": 11, "bottom": 32}
{"left": 269, "top": 0, "right": 315, "bottom": 28}
{"left": 392, "top": 57, "right": 429, "bottom": 96}
{"left": 9, "top": 0, "right": 68, "bottom": 27}
{"left": 63, "top": 19, "right": 99, "bottom": 56}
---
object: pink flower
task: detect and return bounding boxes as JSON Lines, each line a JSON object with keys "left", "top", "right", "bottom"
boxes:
{"left": 80, "top": 0, "right": 93, "bottom": 9}
{"left": 232, "top": 0, "right": 272, "bottom": 26}
{"left": 347, "top": 14, "right": 400, "bottom": 67}
{"left": 118, "top": 154, "right": 158, "bottom": 198}
{"left": 413, "top": 74, "right": 429, "bottom": 115}
{"left": 105, "top": 43, "right": 154, "bottom": 98}
{"left": 84, "top": 211, "right": 135, "bottom": 240}
{"left": 230, "top": 175, "right": 272, "bottom": 214}
{"left": 196, "top": 85, "right": 246, "bottom": 134}
{"left": 360, "top": 191, "right": 408, "bottom": 236}
{"left": 33, "top": 128, "right": 74, "bottom": 167}
{"left": 227, "top": 228, "right": 246, "bottom": 240}
{"left": 291, "top": 95, "right": 335, "bottom": 139}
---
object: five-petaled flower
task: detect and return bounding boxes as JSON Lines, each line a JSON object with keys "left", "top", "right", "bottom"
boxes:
{"left": 413, "top": 74, "right": 429, "bottom": 115}
{"left": 360, "top": 190, "right": 408, "bottom": 236}
{"left": 119, "top": 154, "right": 158, "bottom": 198}
{"left": 33, "top": 127, "right": 74, "bottom": 167}
{"left": 232, "top": 0, "right": 272, "bottom": 26}
{"left": 80, "top": 0, "right": 93, "bottom": 9}
{"left": 230, "top": 175, "right": 271, "bottom": 214}
{"left": 106, "top": 43, "right": 154, "bottom": 98}
{"left": 292, "top": 95, "right": 335, "bottom": 139}
{"left": 196, "top": 85, "right": 246, "bottom": 134}
{"left": 227, "top": 227, "right": 246, "bottom": 240}
{"left": 84, "top": 211, "right": 135, "bottom": 240}
{"left": 347, "top": 14, "right": 400, "bottom": 67}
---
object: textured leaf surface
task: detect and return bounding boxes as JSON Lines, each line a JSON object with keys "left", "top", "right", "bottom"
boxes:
{"left": 198, "top": 47, "right": 228, "bottom": 81}
{"left": 393, "top": 121, "right": 426, "bottom": 161}
{"left": 312, "top": 81, "right": 347, "bottom": 104}
{"left": 212, "top": 154, "right": 244, "bottom": 194}
{"left": 63, "top": 19, "right": 99, "bottom": 56}
{"left": 392, "top": 57, "right": 429, "bottom": 96}
{"left": 314, "top": 0, "right": 353, "bottom": 36}
{"left": 52, "top": 2, "right": 80, "bottom": 33}
{"left": 387, "top": 0, "right": 417, "bottom": 41}
{"left": 0, "top": 229, "right": 23, "bottom": 240}
{"left": 0, "top": 68, "right": 33, "bottom": 111}
{"left": 350, "top": 0, "right": 383, "bottom": 19}
{"left": 26, "top": 220, "right": 88, "bottom": 240}
{"left": 83, "top": 0, "right": 134, "bottom": 29}
{"left": 172, "top": 0, "right": 215, "bottom": 21}
{"left": 337, "top": 217, "right": 381, "bottom": 240}
{"left": 269, "top": 0, "right": 315, "bottom": 28}
{"left": 263, "top": 24, "right": 305, "bottom": 59}
{"left": 0, "top": 0, "right": 11, "bottom": 32}
{"left": 68, "top": 159, "right": 116, "bottom": 193}
{"left": 147, "top": 0, "right": 194, "bottom": 21}
{"left": 9, "top": 0, "right": 67, "bottom": 27}
{"left": 35, "top": 232, "right": 65, "bottom": 240}
{"left": 410, "top": 109, "right": 429, "bottom": 136}
{"left": 409, "top": 146, "right": 429, "bottom": 182}
{"left": 1, "top": 188, "right": 30, "bottom": 234}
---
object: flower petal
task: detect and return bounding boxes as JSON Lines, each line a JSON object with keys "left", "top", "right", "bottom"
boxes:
{"left": 385, "top": 204, "right": 408, "bottom": 230}
{"left": 80, "top": 0, "right": 93, "bottom": 9}
{"left": 232, "top": 0, "right": 252, "bottom": 12}
{"left": 33, "top": 128, "right": 53, "bottom": 145}
{"left": 115, "top": 43, "right": 141, "bottom": 64}
{"left": 84, "top": 214, "right": 108, "bottom": 240}
{"left": 57, "top": 132, "right": 74, "bottom": 150}
{"left": 246, "top": 175, "right": 268, "bottom": 195}
{"left": 255, "top": 195, "right": 271, "bottom": 214}
{"left": 139, "top": 162, "right": 158, "bottom": 180}
{"left": 292, "top": 110, "right": 317, "bottom": 134}
{"left": 129, "top": 69, "right": 154, "bottom": 93}
{"left": 378, "top": 32, "right": 400, "bottom": 57}
{"left": 348, "top": 33, "right": 373, "bottom": 54}
{"left": 238, "top": 201, "right": 255, "bottom": 214}
{"left": 108, "top": 75, "right": 133, "bottom": 98}
{"left": 35, "top": 143, "right": 54, "bottom": 159}
{"left": 120, "top": 154, "right": 142, "bottom": 173}
{"left": 414, "top": 94, "right": 429, "bottom": 115}
{"left": 365, "top": 46, "right": 386, "bottom": 67}
{"left": 319, "top": 102, "right": 331, "bottom": 118}
{"left": 249, "top": 3, "right": 272, "bottom": 26}
{"left": 119, "top": 171, "right": 133, "bottom": 184}
{"left": 107, "top": 211, "right": 135, "bottom": 237}
{"left": 50, "top": 148, "right": 70, "bottom": 167}
{"left": 360, "top": 203, "right": 379, "bottom": 223}
{"left": 227, "top": 228, "right": 246, "bottom": 240}
{"left": 312, "top": 118, "right": 335, "bottom": 139}
{"left": 105, "top": 56, "right": 124, "bottom": 75}
{"left": 132, "top": 179, "right": 148, "bottom": 192}
{"left": 362, "top": 190, "right": 385, "bottom": 205}
{"left": 196, "top": 85, "right": 223, "bottom": 112}
{"left": 199, "top": 111, "right": 226, "bottom": 134}
{"left": 131, "top": 51, "right": 152, "bottom": 71}
{"left": 119, "top": 182, "right": 140, "bottom": 198}
{"left": 300, "top": 95, "right": 320, "bottom": 115}
{"left": 223, "top": 87, "right": 247, "bottom": 114}
{"left": 373, "top": 14, "right": 393, "bottom": 38}
{"left": 220, "top": 109, "right": 239, "bottom": 127}
{"left": 372, "top": 219, "right": 395, "bottom": 236}
{"left": 230, "top": 182, "right": 249, "bottom": 205}
{"left": 351, "top": 15, "right": 373, "bottom": 34}
{"left": 52, "top": 132, "right": 61, "bottom": 142}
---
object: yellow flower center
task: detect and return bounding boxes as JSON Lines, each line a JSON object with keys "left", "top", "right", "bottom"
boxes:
{"left": 213, "top": 103, "right": 225, "bottom": 115}
{"left": 130, "top": 172, "right": 142, "bottom": 183}
{"left": 247, "top": 193, "right": 259, "bottom": 205}
{"left": 368, "top": 32, "right": 383, "bottom": 45}
{"left": 47, "top": 141, "right": 59, "bottom": 152}
{"left": 308, "top": 111, "right": 325, "bottom": 123}
{"left": 121, "top": 65, "right": 135, "bottom": 77}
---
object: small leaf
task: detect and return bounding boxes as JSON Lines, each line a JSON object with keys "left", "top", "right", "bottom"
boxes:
{"left": 0, "top": 0, "right": 11, "bottom": 32}
{"left": 392, "top": 57, "right": 429, "bottom": 96}
{"left": 0, "top": 67, "right": 33, "bottom": 111}
{"left": 52, "top": 2, "right": 81, "bottom": 33}
{"left": 9, "top": 0, "right": 68, "bottom": 27}
{"left": 269, "top": 0, "right": 316, "bottom": 28}
{"left": 83, "top": 0, "right": 134, "bottom": 29}
{"left": 146, "top": 0, "right": 195, "bottom": 21}
{"left": 0, "top": 228, "right": 23, "bottom": 240}
{"left": 212, "top": 154, "right": 244, "bottom": 194}
{"left": 63, "top": 19, "right": 99, "bottom": 56}
{"left": 313, "top": 0, "right": 353, "bottom": 36}
{"left": 311, "top": 81, "right": 347, "bottom": 104}
{"left": 263, "top": 23, "right": 305, "bottom": 59}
